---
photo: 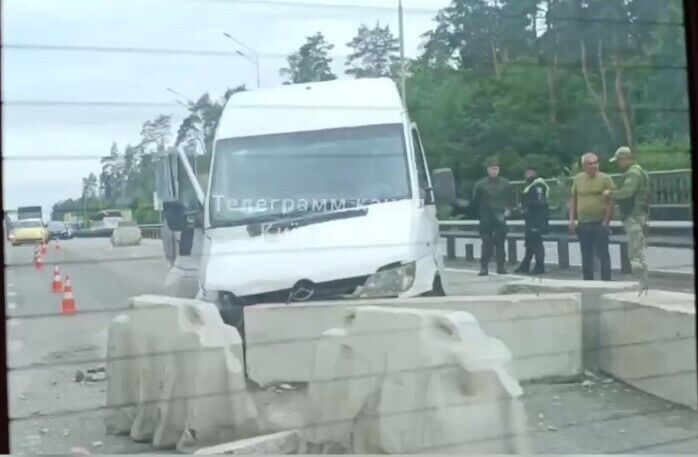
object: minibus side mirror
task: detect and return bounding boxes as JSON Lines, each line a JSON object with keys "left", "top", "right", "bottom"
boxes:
{"left": 163, "top": 200, "right": 188, "bottom": 232}
{"left": 431, "top": 168, "right": 457, "bottom": 205}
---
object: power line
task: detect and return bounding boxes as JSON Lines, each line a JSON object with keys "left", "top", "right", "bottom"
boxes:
{"left": 182, "top": 0, "right": 686, "bottom": 27}
{"left": 1, "top": 43, "right": 351, "bottom": 60}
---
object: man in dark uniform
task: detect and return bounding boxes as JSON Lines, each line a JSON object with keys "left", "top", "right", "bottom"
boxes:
{"left": 471, "top": 157, "right": 511, "bottom": 276}
{"left": 514, "top": 165, "right": 550, "bottom": 275}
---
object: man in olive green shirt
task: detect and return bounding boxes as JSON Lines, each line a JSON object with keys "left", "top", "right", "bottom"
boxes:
{"left": 569, "top": 152, "right": 615, "bottom": 281}
{"left": 603, "top": 146, "right": 651, "bottom": 293}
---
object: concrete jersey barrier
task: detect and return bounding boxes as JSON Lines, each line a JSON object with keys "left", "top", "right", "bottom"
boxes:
{"left": 598, "top": 290, "right": 696, "bottom": 411}
{"left": 305, "top": 306, "right": 530, "bottom": 454}
{"left": 244, "top": 293, "right": 582, "bottom": 387}
{"left": 499, "top": 278, "right": 639, "bottom": 372}
{"left": 105, "top": 295, "right": 261, "bottom": 451}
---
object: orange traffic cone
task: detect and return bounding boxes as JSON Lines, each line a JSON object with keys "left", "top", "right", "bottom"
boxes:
{"left": 52, "top": 266, "right": 63, "bottom": 293}
{"left": 61, "top": 275, "right": 77, "bottom": 315}
{"left": 40, "top": 242, "right": 48, "bottom": 256}
{"left": 34, "top": 251, "right": 45, "bottom": 272}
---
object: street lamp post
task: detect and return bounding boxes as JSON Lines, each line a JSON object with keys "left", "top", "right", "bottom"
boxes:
{"left": 166, "top": 87, "right": 194, "bottom": 105}
{"left": 222, "top": 32, "right": 261, "bottom": 88}
{"left": 398, "top": 0, "right": 407, "bottom": 106}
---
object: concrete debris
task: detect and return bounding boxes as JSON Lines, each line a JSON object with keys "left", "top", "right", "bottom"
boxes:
{"left": 581, "top": 380, "right": 595, "bottom": 388}
{"left": 19, "top": 393, "right": 27, "bottom": 400}
{"left": 91, "top": 441, "right": 103, "bottom": 447}
{"left": 620, "top": 429, "right": 626, "bottom": 433}
{"left": 274, "top": 383, "right": 300, "bottom": 393}
{"left": 86, "top": 367, "right": 106, "bottom": 382}
{"left": 602, "top": 378, "right": 614, "bottom": 383}
{"left": 74, "top": 370, "right": 85, "bottom": 383}
{"left": 51, "top": 381, "right": 58, "bottom": 386}
{"left": 584, "top": 369, "right": 599, "bottom": 378}
{"left": 547, "top": 425, "right": 558, "bottom": 432}
{"left": 30, "top": 409, "right": 41, "bottom": 415}
{"left": 63, "top": 429, "right": 71, "bottom": 437}
{"left": 553, "top": 395, "right": 560, "bottom": 400}
{"left": 538, "top": 413, "right": 544, "bottom": 420}
{"left": 39, "top": 428, "right": 49, "bottom": 435}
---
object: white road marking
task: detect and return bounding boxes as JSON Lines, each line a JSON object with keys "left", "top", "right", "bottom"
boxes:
{"left": 7, "top": 282, "right": 14, "bottom": 287}
{"left": 8, "top": 302, "right": 17, "bottom": 310}
{"left": 7, "top": 291, "right": 17, "bottom": 297}
{"left": 8, "top": 318, "right": 20, "bottom": 327}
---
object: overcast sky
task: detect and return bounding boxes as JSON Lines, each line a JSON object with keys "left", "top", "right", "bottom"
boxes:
{"left": 2, "top": 0, "right": 452, "bottom": 216}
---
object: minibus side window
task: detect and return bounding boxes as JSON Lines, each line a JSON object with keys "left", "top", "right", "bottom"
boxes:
{"left": 411, "top": 127, "right": 432, "bottom": 204}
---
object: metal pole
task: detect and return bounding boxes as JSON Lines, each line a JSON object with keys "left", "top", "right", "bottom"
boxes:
{"left": 223, "top": 32, "right": 261, "bottom": 89}
{"left": 398, "top": 0, "right": 406, "bottom": 106}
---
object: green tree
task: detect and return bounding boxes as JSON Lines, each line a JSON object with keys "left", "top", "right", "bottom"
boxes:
{"left": 345, "top": 22, "right": 400, "bottom": 78}
{"left": 280, "top": 32, "right": 337, "bottom": 84}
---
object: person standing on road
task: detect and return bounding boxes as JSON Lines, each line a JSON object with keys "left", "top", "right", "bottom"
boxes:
{"left": 603, "top": 146, "right": 651, "bottom": 294}
{"left": 471, "top": 157, "right": 512, "bottom": 276}
{"left": 515, "top": 165, "right": 550, "bottom": 275}
{"left": 568, "top": 152, "right": 615, "bottom": 281}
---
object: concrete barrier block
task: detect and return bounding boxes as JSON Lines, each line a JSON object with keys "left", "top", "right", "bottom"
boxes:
{"left": 111, "top": 226, "right": 142, "bottom": 246}
{"left": 598, "top": 290, "right": 696, "bottom": 410}
{"left": 499, "top": 278, "right": 638, "bottom": 371}
{"left": 193, "top": 430, "right": 300, "bottom": 455}
{"left": 105, "top": 295, "right": 260, "bottom": 450}
{"left": 306, "top": 306, "right": 529, "bottom": 454}
{"left": 244, "top": 293, "right": 582, "bottom": 387}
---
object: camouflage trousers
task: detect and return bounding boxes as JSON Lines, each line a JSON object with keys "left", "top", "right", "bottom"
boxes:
{"left": 623, "top": 215, "right": 649, "bottom": 289}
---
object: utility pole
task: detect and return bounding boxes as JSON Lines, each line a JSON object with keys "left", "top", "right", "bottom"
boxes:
{"left": 399, "top": 0, "right": 406, "bottom": 106}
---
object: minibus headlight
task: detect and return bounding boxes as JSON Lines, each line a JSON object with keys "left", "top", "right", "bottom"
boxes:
{"left": 361, "top": 262, "right": 416, "bottom": 297}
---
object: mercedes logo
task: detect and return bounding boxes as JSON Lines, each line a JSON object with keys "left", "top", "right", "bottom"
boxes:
{"left": 288, "top": 280, "right": 315, "bottom": 303}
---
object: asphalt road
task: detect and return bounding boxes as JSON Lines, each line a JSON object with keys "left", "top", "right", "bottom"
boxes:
{"left": 3, "top": 238, "right": 698, "bottom": 454}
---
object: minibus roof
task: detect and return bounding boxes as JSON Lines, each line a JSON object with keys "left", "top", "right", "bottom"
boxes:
{"left": 217, "top": 77, "right": 405, "bottom": 140}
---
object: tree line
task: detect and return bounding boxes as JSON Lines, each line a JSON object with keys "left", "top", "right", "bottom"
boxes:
{"left": 54, "top": 0, "right": 689, "bottom": 222}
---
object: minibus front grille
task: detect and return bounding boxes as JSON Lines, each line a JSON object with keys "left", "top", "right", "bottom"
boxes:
{"left": 231, "top": 275, "right": 371, "bottom": 305}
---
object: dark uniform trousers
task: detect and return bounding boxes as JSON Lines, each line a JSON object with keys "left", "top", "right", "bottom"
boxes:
{"left": 577, "top": 221, "right": 612, "bottom": 281}
{"left": 479, "top": 215, "right": 507, "bottom": 271}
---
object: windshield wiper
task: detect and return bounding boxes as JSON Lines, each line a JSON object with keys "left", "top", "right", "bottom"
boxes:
{"left": 213, "top": 198, "right": 382, "bottom": 230}
{"left": 247, "top": 205, "right": 368, "bottom": 237}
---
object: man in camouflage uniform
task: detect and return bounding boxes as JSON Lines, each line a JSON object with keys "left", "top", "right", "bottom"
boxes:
{"left": 471, "top": 157, "right": 512, "bottom": 276}
{"left": 603, "top": 146, "right": 651, "bottom": 293}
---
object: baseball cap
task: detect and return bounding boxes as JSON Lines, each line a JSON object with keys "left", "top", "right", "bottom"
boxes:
{"left": 485, "top": 157, "right": 500, "bottom": 167}
{"left": 610, "top": 146, "right": 632, "bottom": 162}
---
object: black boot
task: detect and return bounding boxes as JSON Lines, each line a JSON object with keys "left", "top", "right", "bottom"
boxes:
{"left": 480, "top": 235, "right": 493, "bottom": 277}
{"left": 531, "top": 243, "right": 545, "bottom": 275}
{"left": 495, "top": 237, "right": 507, "bottom": 275}
{"left": 515, "top": 249, "right": 533, "bottom": 274}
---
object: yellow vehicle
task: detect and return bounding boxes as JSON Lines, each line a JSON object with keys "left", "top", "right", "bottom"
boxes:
{"left": 10, "top": 218, "right": 47, "bottom": 246}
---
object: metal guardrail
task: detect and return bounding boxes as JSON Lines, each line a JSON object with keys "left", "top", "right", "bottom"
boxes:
{"left": 509, "top": 168, "right": 693, "bottom": 209}
{"left": 439, "top": 219, "right": 694, "bottom": 240}
{"left": 138, "top": 224, "right": 162, "bottom": 239}
{"left": 139, "top": 220, "right": 693, "bottom": 239}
